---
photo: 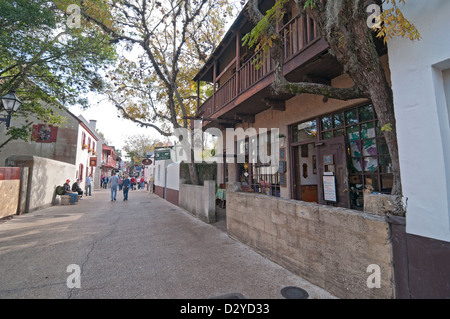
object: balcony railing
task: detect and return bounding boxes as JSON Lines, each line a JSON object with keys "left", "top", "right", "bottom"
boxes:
{"left": 198, "top": 13, "right": 321, "bottom": 119}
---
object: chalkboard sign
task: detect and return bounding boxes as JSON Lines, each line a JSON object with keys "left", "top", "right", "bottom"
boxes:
{"left": 280, "top": 148, "right": 286, "bottom": 160}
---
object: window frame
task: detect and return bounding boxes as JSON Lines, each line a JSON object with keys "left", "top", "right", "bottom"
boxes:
{"left": 289, "top": 103, "right": 394, "bottom": 209}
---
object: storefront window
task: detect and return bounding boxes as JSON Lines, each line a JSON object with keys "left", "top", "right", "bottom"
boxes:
{"left": 240, "top": 131, "right": 281, "bottom": 197}
{"left": 320, "top": 104, "right": 393, "bottom": 209}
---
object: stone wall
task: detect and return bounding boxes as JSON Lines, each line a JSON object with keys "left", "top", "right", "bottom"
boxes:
{"left": 226, "top": 183, "right": 395, "bottom": 299}
{"left": 179, "top": 181, "right": 216, "bottom": 223}
{"left": 6, "top": 156, "right": 76, "bottom": 213}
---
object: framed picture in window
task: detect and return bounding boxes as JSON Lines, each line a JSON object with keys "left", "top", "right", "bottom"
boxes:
{"left": 280, "top": 148, "right": 286, "bottom": 161}
{"left": 323, "top": 154, "right": 334, "bottom": 165}
{"left": 280, "top": 173, "right": 287, "bottom": 187}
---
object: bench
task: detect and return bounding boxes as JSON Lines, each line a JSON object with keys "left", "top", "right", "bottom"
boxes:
{"left": 57, "top": 194, "right": 81, "bottom": 205}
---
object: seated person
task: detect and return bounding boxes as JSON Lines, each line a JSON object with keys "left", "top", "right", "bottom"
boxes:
{"left": 63, "top": 180, "right": 79, "bottom": 205}
{"left": 72, "top": 179, "right": 84, "bottom": 198}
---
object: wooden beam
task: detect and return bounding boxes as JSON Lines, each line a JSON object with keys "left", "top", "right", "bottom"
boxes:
{"left": 297, "top": 74, "right": 332, "bottom": 86}
{"left": 236, "top": 31, "right": 241, "bottom": 96}
{"left": 263, "top": 98, "right": 286, "bottom": 111}
{"left": 183, "top": 116, "right": 241, "bottom": 125}
{"left": 216, "top": 57, "right": 237, "bottom": 83}
{"left": 235, "top": 113, "right": 255, "bottom": 123}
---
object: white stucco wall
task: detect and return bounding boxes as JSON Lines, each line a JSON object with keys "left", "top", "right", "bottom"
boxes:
{"left": 166, "top": 162, "right": 180, "bottom": 191}
{"left": 387, "top": 0, "right": 450, "bottom": 242}
{"left": 154, "top": 159, "right": 173, "bottom": 188}
{"left": 75, "top": 123, "right": 98, "bottom": 190}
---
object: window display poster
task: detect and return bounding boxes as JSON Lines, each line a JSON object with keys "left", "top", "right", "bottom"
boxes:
{"left": 323, "top": 175, "right": 337, "bottom": 202}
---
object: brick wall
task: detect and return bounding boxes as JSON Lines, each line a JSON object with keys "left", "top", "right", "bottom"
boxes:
{"left": 226, "top": 185, "right": 395, "bottom": 299}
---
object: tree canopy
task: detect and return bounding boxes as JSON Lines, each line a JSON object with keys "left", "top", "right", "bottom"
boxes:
{"left": 0, "top": 0, "right": 116, "bottom": 144}
{"left": 80, "top": 0, "right": 241, "bottom": 184}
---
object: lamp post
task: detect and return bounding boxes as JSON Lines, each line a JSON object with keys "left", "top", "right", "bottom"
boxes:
{"left": 1, "top": 89, "right": 23, "bottom": 129}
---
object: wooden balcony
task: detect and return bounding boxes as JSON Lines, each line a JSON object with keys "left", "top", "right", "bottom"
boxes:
{"left": 196, "top": 13, "right": 338, "bottom": 127}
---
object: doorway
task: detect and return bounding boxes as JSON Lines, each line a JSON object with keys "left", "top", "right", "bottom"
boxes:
{"left": 293, "top": 143, "right": 319, "bottom": 203}
{"left": 316, "top": 136, "right": 350, "bottom": 208}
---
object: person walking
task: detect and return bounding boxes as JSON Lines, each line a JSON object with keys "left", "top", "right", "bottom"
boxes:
{"left": 149, "top": 174, "right": 154, "bottom": 194}
{"left": 130, "top": 176, "right": 136, "bottom": 191}
{"left": 85, "top": 174, "right": 93, "bottom": 196}
{"left": 119, "top": 176, "right": 123, "bottom": 192}
{"left": 139, "top": 177, "right": 145, "bottom": 190}
{"left": 109, "top": 172, "right": 119, "bottom": 202}
{"left": 122, "top": 175, "right": 131, "bottom": 201}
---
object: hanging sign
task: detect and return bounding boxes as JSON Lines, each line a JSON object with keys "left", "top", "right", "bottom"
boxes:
{"left": 142, "top": 158, "right": 153, "bottom": 165}
{"left": 155, "top": 150, "right": 171, "bottom": 161}
{"left": 89, "top": 157, "right": 97, "bottom": 167}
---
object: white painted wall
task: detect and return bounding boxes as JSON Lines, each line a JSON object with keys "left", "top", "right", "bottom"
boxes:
{"left": 166, "top": 162, "right": 180, "bottom": 191}
{"left": 75, "top": 124, "right": 98, "bottom": 190}
{"left": 154, "top": 159, "right": 173, "bottom": 188}
{"left": 387, "top": 0, "right": 450, "bottom": 242}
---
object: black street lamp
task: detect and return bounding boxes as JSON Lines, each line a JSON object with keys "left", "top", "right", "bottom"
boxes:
{"left": 1, "top": 89, "right": 23, "bottom": 129}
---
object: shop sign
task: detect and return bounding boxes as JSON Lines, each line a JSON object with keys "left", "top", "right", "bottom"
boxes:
{"left": 155, "top": 150, "right": 171, "bottom": 161}
{"left": 89, "top": 157, "right": 97, "bottom": 167}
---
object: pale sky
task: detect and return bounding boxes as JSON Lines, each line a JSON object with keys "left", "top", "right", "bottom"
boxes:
{"left": 68, "top": 93, "right": 165, "bottom": 152}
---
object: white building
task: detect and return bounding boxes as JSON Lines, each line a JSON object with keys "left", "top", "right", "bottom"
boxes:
{"left": 387, "top": 0, "right": 450, "bottom": 298}
{"left": 75, "top": 116, "right": 101, "bottom": 191}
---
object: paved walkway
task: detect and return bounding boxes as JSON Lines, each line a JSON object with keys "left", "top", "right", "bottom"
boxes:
{"left": 0, "top": 188, "right": 335, "bottom": 299}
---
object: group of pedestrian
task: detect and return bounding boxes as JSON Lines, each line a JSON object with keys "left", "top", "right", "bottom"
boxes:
{"left": 109, "top": 172, "right": 132, "bottom": 201}
{"left": 62, "top": 173, "right": 147, "bottom": 204}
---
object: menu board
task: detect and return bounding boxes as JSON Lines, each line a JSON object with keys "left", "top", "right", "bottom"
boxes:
{"left": 323, "top": 175, "right": 337, "bottom": 202}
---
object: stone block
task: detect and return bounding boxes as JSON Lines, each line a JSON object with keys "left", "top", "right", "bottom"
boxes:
{"left": 264, "top": 220, "right": 278, "bottom": 236}
{"left": 364, "top": 193, "right": 405, "bottom": 217}
{"left": 251, "top": 217, "right": 265, "bottom": 232}
{"left": 277, "top": 199, "right": 296, "bottom": 216}
{"left": 59, "top": 195, "right": 71, "bottom": 205}
{"left": 295, "top": 202, "right": 319, "bottom": 222}
{"left": 271, "top": 210, "right": 287, "bottom": 225}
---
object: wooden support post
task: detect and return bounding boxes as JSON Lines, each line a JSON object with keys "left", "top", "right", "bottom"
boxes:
{"left": 235, "top": 31, "right": 241, "bottom": 96}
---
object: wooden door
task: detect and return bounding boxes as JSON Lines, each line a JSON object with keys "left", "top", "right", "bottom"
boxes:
{"left": 316, "top": 136, "right": 350, "bottom": 208}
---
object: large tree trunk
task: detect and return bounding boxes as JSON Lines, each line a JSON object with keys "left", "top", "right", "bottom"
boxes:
{"left": 307, "top": 1, "right": 402, "bottom": 195}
